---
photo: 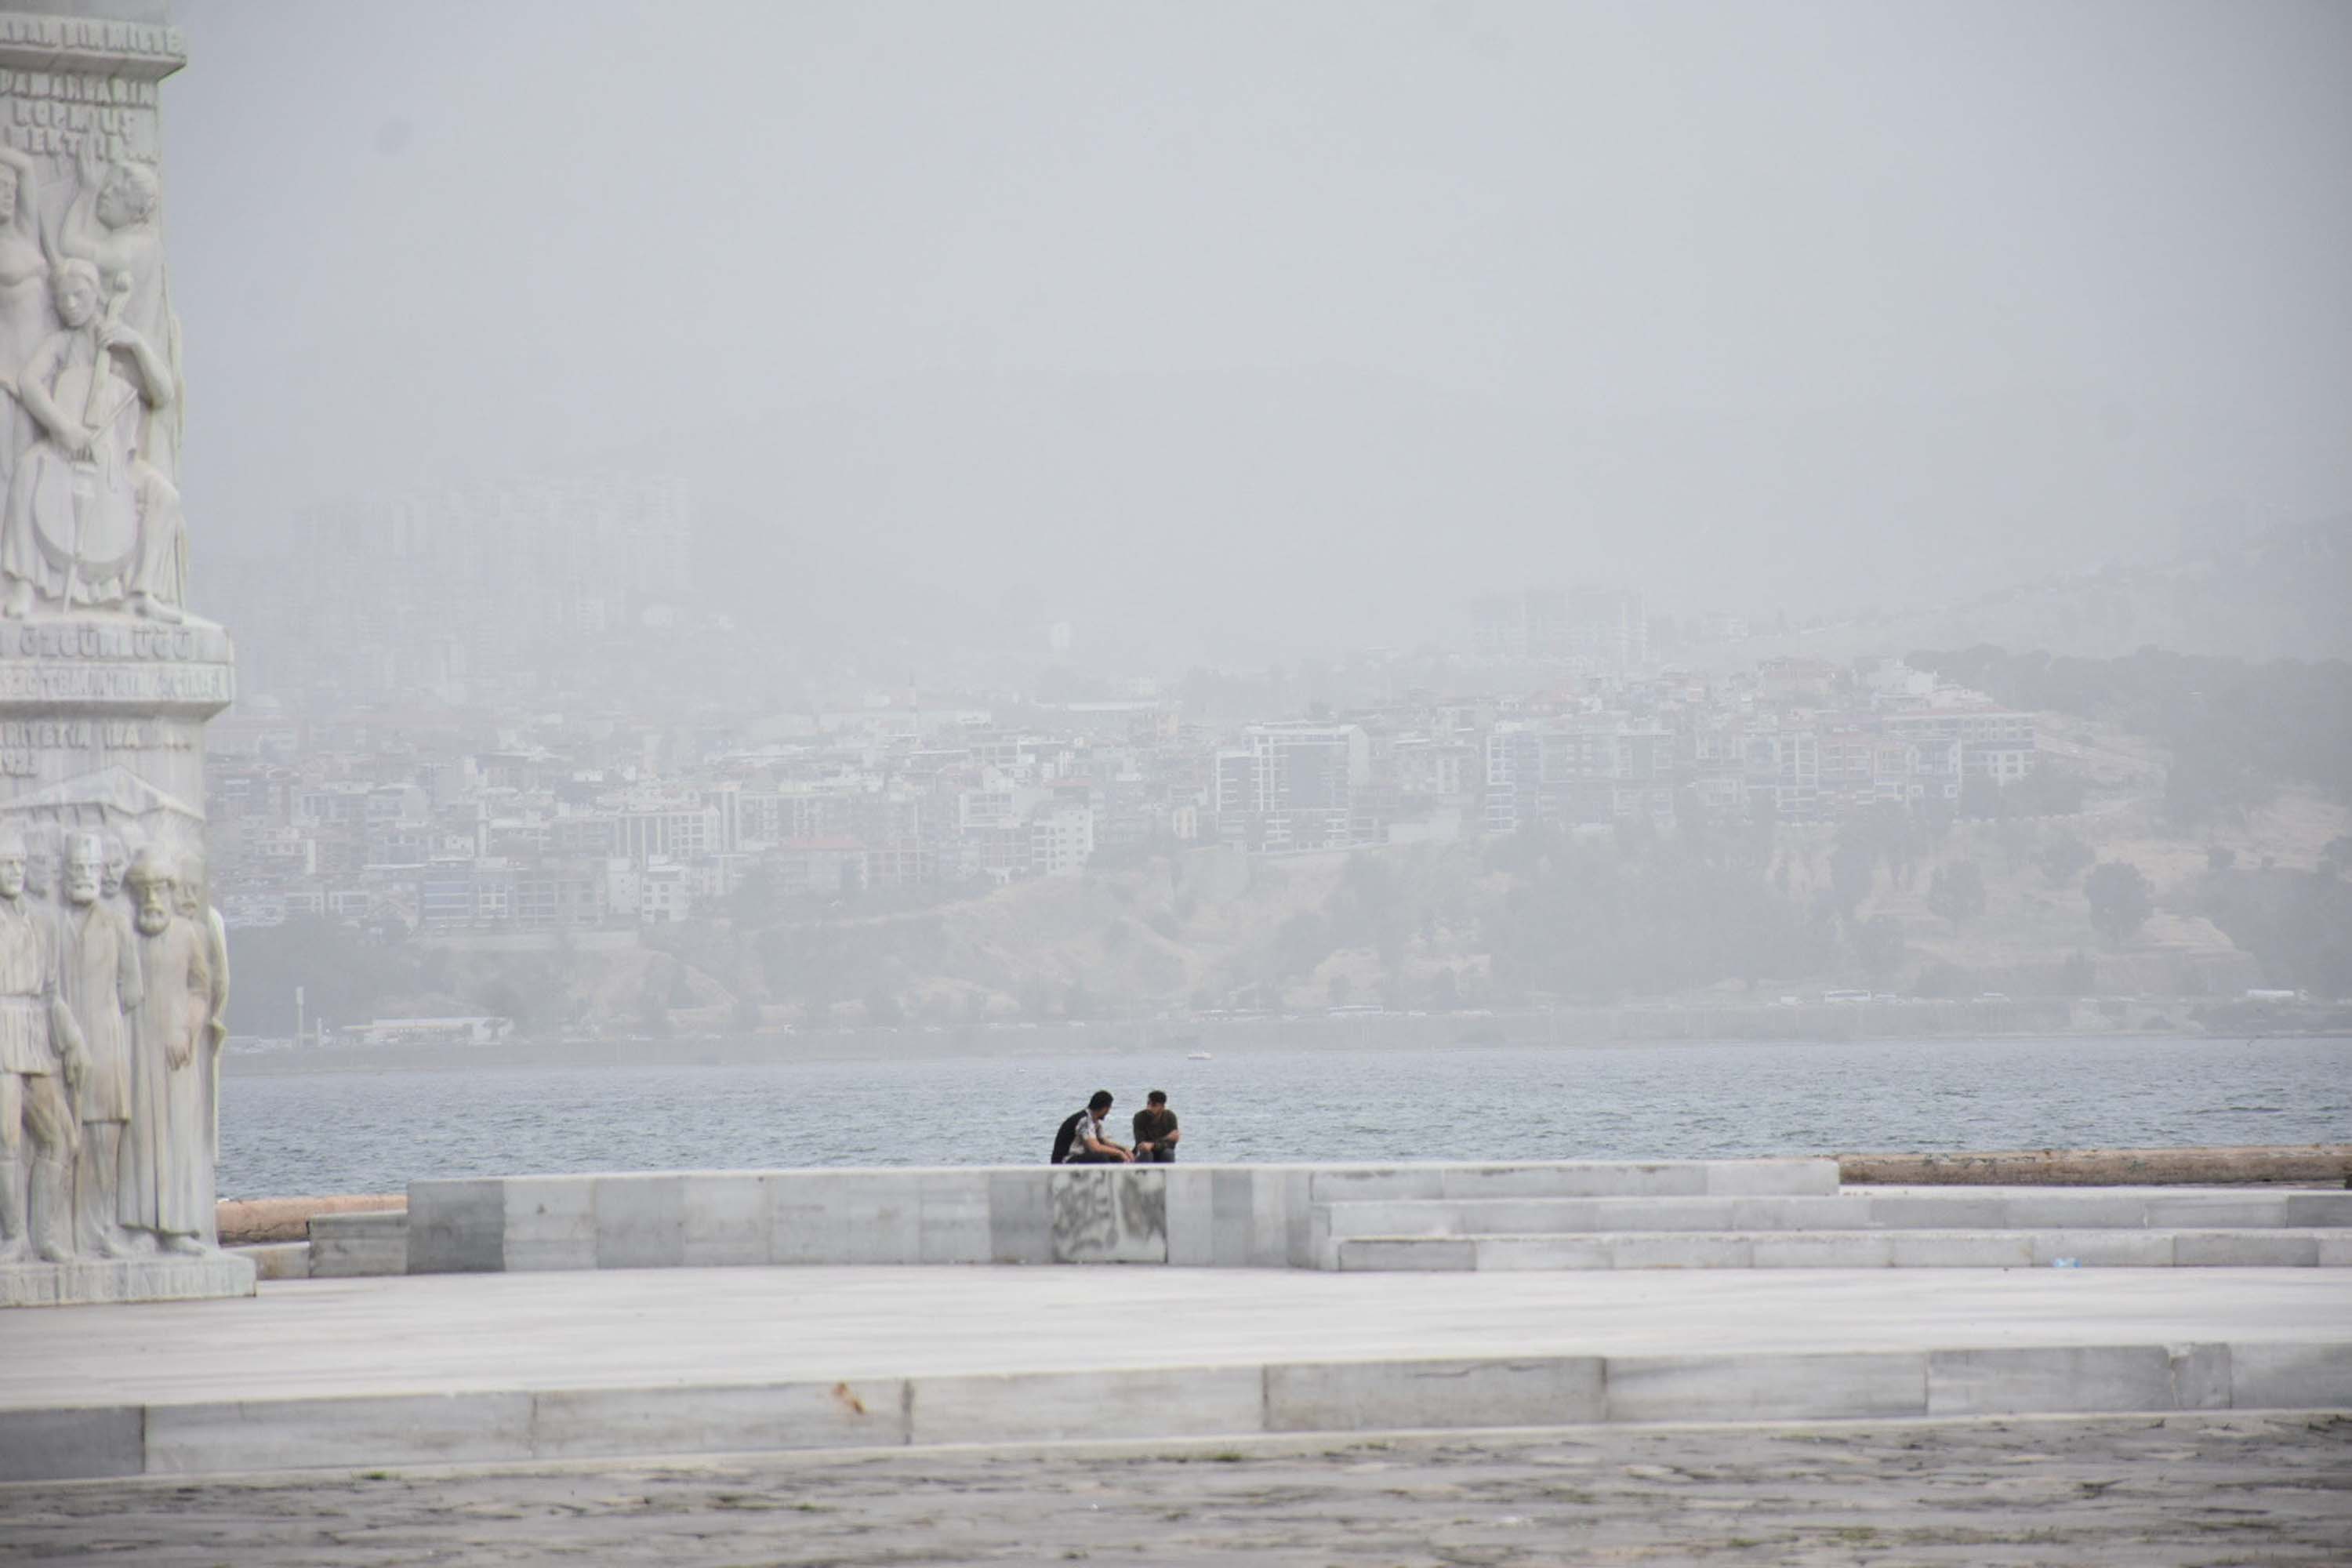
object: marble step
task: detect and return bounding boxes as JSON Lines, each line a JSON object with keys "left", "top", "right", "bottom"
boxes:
{"left": 1331, "top": 1229, "right": 2352, "bottom": 1272}
{"left": 1301, "top": 1158, "right": 1839, "bottom": 1203}
{"left": 11, "top": 1331, "right": 2348, "bottom": 1481}
{"left": 1317, "top": 1188, "right": 2352, "bottom": 1240}
{"left": 307, "top": 1210, "right": 407, "bottom": 1279}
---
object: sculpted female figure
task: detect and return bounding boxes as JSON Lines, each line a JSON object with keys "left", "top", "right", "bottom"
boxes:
{"left": 0, "top": 147, "right": 53, "bottom": 492}
{"left": 0, "top": 257, "right": 185, "bottom": 620}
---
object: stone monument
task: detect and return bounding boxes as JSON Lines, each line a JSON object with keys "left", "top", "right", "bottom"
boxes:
{"left": 0, "top": 2, "right": 249, "bottom": 1305}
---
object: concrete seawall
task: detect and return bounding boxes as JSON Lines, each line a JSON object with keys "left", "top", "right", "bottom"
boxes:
{"left": 407, "top": 1159, "right": 1837, "bottom": 1274}
{"left": 226, "top": 1144, "right": 2350, "bottom": 1240}
{"left": 218, "top": 1194, "right": 405, "bottom": 1246}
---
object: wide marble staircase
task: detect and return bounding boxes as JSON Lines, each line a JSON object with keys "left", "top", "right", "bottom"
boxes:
{"left": 1310, "top": 1158, "right": 2352, "bottom": 1271}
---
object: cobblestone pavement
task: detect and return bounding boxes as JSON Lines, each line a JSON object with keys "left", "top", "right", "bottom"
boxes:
{"left": 2, "top": 1412, "right": 2346, "bottom": 1566}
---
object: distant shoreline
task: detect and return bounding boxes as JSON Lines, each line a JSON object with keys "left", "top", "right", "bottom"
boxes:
{"left": 223, "top": 1015, "right": 2350, "bottom": 1078}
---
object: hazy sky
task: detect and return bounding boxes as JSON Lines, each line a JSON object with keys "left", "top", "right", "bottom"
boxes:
{"left": 162, "top": 1, "right": 2352, "bottom": 659}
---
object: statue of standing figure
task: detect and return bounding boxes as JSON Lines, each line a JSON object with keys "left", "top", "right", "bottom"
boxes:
{"left": 0, "top": 146, "right": 51, "bottom": 502}
{"left": 60, "top": 833, "right": 142, "bottom": 1258}
{"left": 174, "top": 854, "right": 227, "bottom": 1162}
{"left": 118, "top": 846, "right": 212, "bottom": 1254}
{"left": 0, "top": 828, "right": 86, "bottom": 1263}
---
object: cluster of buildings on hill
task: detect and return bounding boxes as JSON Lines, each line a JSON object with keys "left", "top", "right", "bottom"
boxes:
{"left": 194, "top": 472, "right": 2046, "bottom": 938}
{"left": 202, "top": 651, "right": 2039, "bottom": 938}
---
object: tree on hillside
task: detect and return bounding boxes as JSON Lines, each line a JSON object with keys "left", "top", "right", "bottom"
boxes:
{"left": 1853, "top": 915, "right": 1905, "bottom": 984}
{"left": 1926, "top": 862, "right": 1987, "bottom": 928}
{"left": 1429, "top": 967, "right": 1460, "bottom": 1011}
{"left": 1829, "top": 834, "right": 1877, "bottom": 918}
{"left": 2085, "top": 862, "right": 2155, "bottom": 945}
{"left": 1483, "top": 822, "right": 1824, "bottom": 1001}
{"left": 2008, "top": 764, "right": 2085, "bottom": 817}
{"left": 2059, "top": 951, "right": 2096, "bottom": 996}
{"left": 1272, "top": 911, "right": 1334, "bottom": 981}
{"left": 2194, "top": 862, "right": 2352, "bottom": 993}
{"left": 2037, "top": 835, "right": 2094, "bottom": 887}
{"left": 2163, "top": 750, "right": 2263, "bottom": 829}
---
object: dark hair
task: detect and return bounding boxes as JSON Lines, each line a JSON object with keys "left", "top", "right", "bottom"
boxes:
{"left": 1145, "top": 1090, "right": 1167, "bottom": 1105}
{"left": 1088, "top": 1090, "right": 1114, "bottom": 1111}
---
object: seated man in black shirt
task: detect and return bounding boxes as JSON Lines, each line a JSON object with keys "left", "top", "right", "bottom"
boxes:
{"left": 1131, "top": 1090, "right": 1179, "bottom": 1163}
{"left": 1053, "top": 1090, "right": 1132, "bottom": 1164}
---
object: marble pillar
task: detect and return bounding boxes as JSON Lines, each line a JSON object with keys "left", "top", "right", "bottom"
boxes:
{"left": 0, "top": 3, "right": 249, "bottom": 1305}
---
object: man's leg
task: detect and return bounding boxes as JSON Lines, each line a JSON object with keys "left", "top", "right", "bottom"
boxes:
{"left": 23, "top": 1071, "right": 73, "bottom": 1261}
{"left": 0, "top": 1072, "right": 24, "bottom": 1261}
{"left": 74, "top": 1119, "right": 130, "bottom": 1257}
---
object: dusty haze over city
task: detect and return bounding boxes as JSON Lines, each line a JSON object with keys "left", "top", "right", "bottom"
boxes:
{"left": 137, "top": 1, "right": 2349, "bottom": 1061}
{"left": 164, "top": 0, "right": 2352, "bottom": 663}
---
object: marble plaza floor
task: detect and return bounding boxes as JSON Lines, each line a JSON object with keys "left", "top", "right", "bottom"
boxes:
{"left": 2, "top": 1265, "right": 2348, "bottom": 1482}
{"left": 0, "top": 1269, "right": 2343, "bottom": 1495}
{"left": 6, "top": 1265, "right": 2351, "bottom": 1405}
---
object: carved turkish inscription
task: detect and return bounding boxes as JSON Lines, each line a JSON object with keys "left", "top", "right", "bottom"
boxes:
{"left": 2, "top": 87, "right": 156, "bottom": 164}
{"left": 0, "top": 623, "right": 214, "bottom": 660}
{"left": 0, "top": 719, "right": 195, "bottom": 776}
{"left": 0, "top": 663, "right": 229, "bottom": 703}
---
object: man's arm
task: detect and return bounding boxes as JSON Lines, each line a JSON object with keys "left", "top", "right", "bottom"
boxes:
{"left": 1079, "top": 1127, "right": 1131, "bottom": 1160}
{"left": 117, "top": 915, "right": 143, "bottom": 1011}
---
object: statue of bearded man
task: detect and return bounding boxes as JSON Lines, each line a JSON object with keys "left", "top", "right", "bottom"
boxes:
{"left": 60, "top": 833, "right": 141, "bottom": 1257}
{"left": 118, "top": 847, "right": 211, "bottom": 1254}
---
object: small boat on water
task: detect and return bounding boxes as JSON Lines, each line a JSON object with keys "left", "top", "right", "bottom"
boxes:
{"left": 1187, "top": 1051, "right": 1213, "bottom": 1061}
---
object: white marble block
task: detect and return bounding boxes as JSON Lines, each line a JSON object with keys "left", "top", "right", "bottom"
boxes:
{"left": 501, "top": 1175, "right": 598, "bottom": 1272}
{"left": 681, "top": 1174, "right": 771, "bottom": 1268}
{"left": 1049, "top": 1166, "right": 1167, "bottom": 1263}
{"left": 1267, "top": 1356, "right": 1606, "bottom": 1432}
{"left": 0, "top": 1252, "right": 253, "bottom": 1308}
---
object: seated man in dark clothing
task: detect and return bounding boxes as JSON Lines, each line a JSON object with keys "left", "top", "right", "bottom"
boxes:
{"left": 1131, "top": 1090, "right": 1179, "bottom": 1163}
{"left": 1053, "top": 1090, "right": 1131, "bottom": 1163}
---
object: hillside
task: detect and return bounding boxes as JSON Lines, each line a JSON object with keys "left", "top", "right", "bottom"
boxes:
{"left": 1716, "top": 514, "right": 2351, "bottom": 669}
{"left": 225, "top": 666, "right": 2352, "bottom": 1037}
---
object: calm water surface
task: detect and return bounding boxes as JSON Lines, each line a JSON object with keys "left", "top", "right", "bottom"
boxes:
{"left": 217, "top": 1034, "right": 2352, "bottom": 1198}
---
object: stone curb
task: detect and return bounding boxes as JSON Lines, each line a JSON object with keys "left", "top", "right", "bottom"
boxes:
{"left": 1334, "top": 1228, "right": 2352, "bottom": 1271}
{"left": 4, "top": 1338, "right": 2345, "bottom": 1483}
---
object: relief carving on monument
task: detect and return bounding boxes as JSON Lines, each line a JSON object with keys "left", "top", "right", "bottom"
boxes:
{"left": 0, "top": 811, "right": 227, "bottom": 1270}
{"left": 0, "top": 56, "right": 187, "bottom": 626}
{"left": 1, "top": 253, "right": 184, "bottom": 620}
{"left": 0, "top": 7, "right": 243, "bottom": 1305}
{"left": 0, "top": 823, "right": 85, "bottom": 1262}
